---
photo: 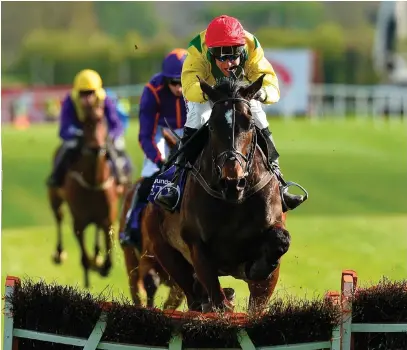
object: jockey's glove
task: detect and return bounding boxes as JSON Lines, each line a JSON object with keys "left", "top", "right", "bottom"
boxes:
{"left": 253, "top": 88, "right": 267, "bottom": 103}
{"left": 156, "top": 159, "right": 165, "bottom": 171}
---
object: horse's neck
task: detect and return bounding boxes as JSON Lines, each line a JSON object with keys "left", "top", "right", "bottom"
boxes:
{"left": 74, "top": 151, "right": 109, "bottom": 187}
{"left": 75, "top": 123, "right": 110, "bottom": 187}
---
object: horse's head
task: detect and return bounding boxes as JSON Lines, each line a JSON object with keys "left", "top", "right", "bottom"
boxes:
{"left": 81, "top": 95, "right": 108, "bottom": 154}
{"left": 198, "top": 74, "right": 265, "bottom": 201}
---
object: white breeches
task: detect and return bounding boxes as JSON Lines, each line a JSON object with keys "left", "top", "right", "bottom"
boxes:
{"left": 184, "top": 100, "right": 270, "bottom": 130}
{"left": 141, "top": 127, "right": 183, "bottom": 177}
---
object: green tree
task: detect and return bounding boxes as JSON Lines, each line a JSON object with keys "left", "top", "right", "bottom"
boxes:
{"left": 94, "top": 2, "right": 161, "bottom": 38}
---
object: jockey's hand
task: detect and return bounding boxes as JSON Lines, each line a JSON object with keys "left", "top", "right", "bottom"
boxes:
{"left": 156, "top": 159, "right": 165, "bottom": 171}
{"left": 253, "top": 88, "right": 267, "bottom": 103}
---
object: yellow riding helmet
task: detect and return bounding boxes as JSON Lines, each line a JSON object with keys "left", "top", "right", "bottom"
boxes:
{"left": 73, "top": 69, "right": 103, "bottom": 91}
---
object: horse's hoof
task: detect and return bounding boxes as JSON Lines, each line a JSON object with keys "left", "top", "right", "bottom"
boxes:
{"left": 94, "top": 254, "right": 104, "bottom": 268}
{"left": 202, "top": 298, "right": 234, "bottom": 313}
{"left": 99, "top": 268, "right": 110, "bottom": 277}
{"left": 224, "top": 288, "right": 236, "bottom": 302}
{"left": 116, "top": 185, "right": 124, "bottom": 195}
{"left": 202, "top": 302, "right": 212, "bottom": 313}
{"left": 52, "top": 251, "right": 67, "bottom": 264}
{"left": 99, "top": 263, "right": 112, "bottom": 277}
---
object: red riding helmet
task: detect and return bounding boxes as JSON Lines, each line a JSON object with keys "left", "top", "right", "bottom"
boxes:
{"left": 205, "top": 15, "right": 246, "bottom": 48}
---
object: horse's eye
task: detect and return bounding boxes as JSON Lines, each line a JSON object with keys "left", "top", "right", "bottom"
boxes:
{"left": 208, "top": 124, "right": 214, "bottom": 132}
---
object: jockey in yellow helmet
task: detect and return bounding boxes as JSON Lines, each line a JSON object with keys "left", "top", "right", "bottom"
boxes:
{"left": 46, "top": 69, "right": 131, "bottom": 187}
{"left": 156, "top": 15, "right": 305, "bottom": 213}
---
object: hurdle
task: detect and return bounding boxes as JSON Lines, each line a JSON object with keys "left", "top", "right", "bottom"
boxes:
{"left": 3, "top": 270, "right": 406, "bottom": 350}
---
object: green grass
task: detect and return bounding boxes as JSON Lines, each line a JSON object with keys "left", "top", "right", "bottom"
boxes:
{"left": 2, "top": 118, "right": 407, "bottom": 310}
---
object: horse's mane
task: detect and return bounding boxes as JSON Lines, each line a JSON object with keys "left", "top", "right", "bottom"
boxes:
{"left": 213, "top": 78, "right": 249, "bottom": 99}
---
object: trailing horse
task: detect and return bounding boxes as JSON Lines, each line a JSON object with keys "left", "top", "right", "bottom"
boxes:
{"left": 144, "top": 75, "right": 292, "bottom": 312}
{"left": 48, "top": 104, "right": 130, "bottom": 288}
{"left": 119, "top": 128, "right": 184, "bottom": 309}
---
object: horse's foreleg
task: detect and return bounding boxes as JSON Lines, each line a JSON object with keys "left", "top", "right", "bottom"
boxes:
{"left": 187, "top": 241, "right": 231, "bottom": 312}
{"left": 122, "top": 246, "right": 143, "bottom": 305}
{"left": 48, "top": 188, "right": 67, "bottom": 264}
{"left": 163, "top": 284, "right": 185, "bottom": 311}
{"left": 152, "top": 240, "right": 201, "bottom": 311}
{"left": 99, "top": 224, "right": 113, "bottom": 277}
{"left": 247, "top": 264, "right": 281, "bottom": 313}
{"left": 73, "top": 222, "right": 91, "bottom": 288}
{"left": 93, "top": 227, "right": 104, "bottom": 268}
{"left": 144, "top": 270, "right": 160, "bottom": 308}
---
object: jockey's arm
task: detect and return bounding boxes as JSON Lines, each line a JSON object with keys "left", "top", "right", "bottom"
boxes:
{"left": 59, "top": 96, "right": 82, "bottom": 141}
{"left": 104, "top": 97, "right": 124, "bottom": 141}
{"left": 138, "top": 85, "right": 163, "bottom": 164}
{"left": 181, "top": 46, "right": 209, "bottom": 103}
{"left": 245, "top": 34, "right": 280, "bottom": 104}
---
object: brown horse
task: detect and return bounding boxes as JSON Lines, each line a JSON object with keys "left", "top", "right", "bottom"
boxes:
{"left": 48, "top": 104, "right": 127, "bottom": 288}
{"left": 48, "top": 154, "right": 104, "bottom": 267}
{"left": 144, "top": 75, "right": 291, "bottom": 312}
{"left": 119, "top": 128, "right": 184, "bottom": 309}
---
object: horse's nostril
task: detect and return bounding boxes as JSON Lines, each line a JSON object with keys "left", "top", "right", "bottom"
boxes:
{"left": 237, "top": 177, "right": 247, "bottom": 189}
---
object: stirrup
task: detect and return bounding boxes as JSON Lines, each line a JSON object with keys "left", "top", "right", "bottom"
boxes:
{"left": 155, "top": 183, "right": 181, "bottom": 212}
{"left": 280, "top": 181, "right": 309, "bottom": 210}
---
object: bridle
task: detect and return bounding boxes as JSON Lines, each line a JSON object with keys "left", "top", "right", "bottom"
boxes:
{"left": 191, "top": 93, "right": 275, "bottom": 203}
{"left": 210, "top": 96, "right": 257, "bottom": 181}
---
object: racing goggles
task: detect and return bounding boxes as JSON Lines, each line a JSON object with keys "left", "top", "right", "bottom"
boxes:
{"left": 167, "top": 78, "right": 182, "bottom": 86}
{"left": 209, "top": 46, "right": 244, "bottom": 62}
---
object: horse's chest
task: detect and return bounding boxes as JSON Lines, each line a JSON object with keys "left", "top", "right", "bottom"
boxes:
{"left": 198, "top": 204, "right": 269, "bottom": 242}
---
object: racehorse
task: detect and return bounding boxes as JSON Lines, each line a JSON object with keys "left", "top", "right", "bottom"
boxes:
{"left": 144, "top": 74, "right": 291, "bottom": 312}
{"left": 119, "top": 128, "right": 184, "bottom": 309}
{"left": 49, "top": 178, "right": 103, "bottom": 267}
{"left": 48, "top": 104, "right": 129, "bottom": 288}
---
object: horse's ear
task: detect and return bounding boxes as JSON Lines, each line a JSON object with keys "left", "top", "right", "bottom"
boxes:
{"left": 197, "top": 75, "right": 219, "bottom": 102}
{"left": 240, "top": 74, "right": 266, "bottom": 101}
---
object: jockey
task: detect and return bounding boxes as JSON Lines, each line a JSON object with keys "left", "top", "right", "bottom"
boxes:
{"left": 46, "top": 69, "right": 130, "bottom": 188}
{"left": 119, "top": 48, "right": 188, "bottom": 247}
{"left": 156, "top": 15, "right": 306, "bottom": 213}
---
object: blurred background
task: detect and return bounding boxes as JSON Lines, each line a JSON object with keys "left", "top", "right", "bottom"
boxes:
{"left": 1, "top": 1, "right": 406, "bottom": 307}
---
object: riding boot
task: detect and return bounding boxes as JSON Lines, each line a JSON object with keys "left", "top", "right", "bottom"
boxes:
{"left": 260, "top": 127, "right": 305, "bottom": 212}
{"left": 119, "top": 184, "right": 145, "bottom": 248}
{"left": 46, "top": 146, "right": 78, "bottom": 188}
{"left": 155, "top": 127, "right": 197, "bottom": 212}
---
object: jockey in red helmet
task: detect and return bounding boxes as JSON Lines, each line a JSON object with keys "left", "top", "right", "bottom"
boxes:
{"left": 155, "top": 15, "right": 306, "bottom": 213}
{"left": 119, "top": 48, "right": 188, "bottom": 247}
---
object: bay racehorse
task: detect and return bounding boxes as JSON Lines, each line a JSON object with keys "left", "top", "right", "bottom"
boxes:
{"left": 144, "top": 74, "right": 291, "bottom": 312}
{"left": 48, "top": 103, "right": 130, "bottom": 288}
{"left": 119, "top": 128, "right": 184, "bottom": 309}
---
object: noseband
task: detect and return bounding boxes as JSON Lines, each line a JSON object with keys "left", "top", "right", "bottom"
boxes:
{"left": 211, "top": 97, "right": 256, "bottom": 179}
